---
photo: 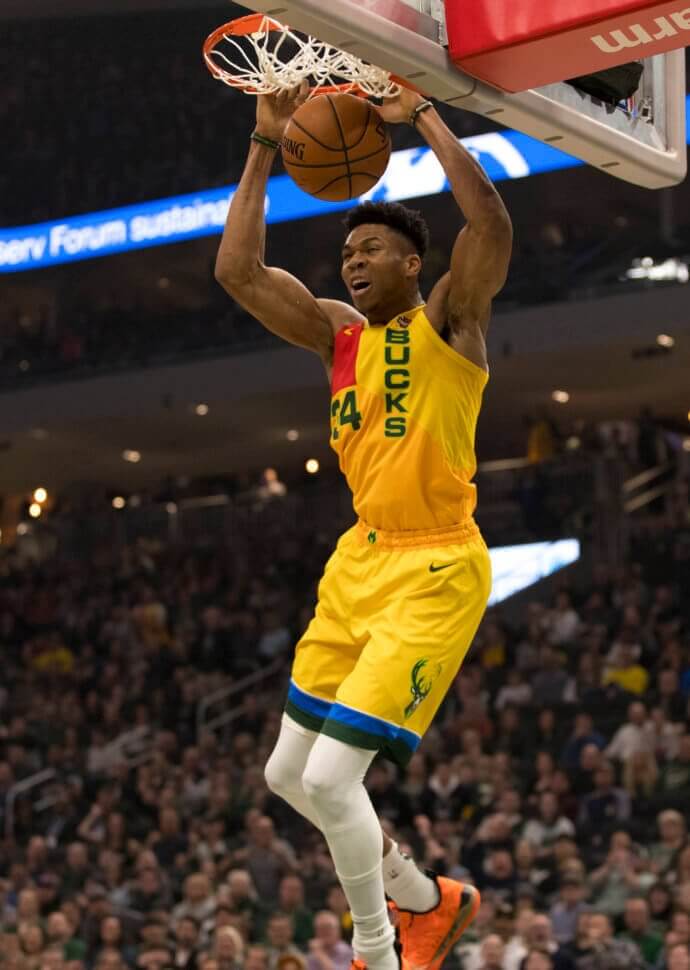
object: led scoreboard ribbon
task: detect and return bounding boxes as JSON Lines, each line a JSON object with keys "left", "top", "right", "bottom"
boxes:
{"left": 1, "top": 99, "right": 688, "bottom": 274}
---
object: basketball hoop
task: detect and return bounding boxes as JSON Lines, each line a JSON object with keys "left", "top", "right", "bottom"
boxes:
{"left": 203, "top": 14, "right": 402, "bottom": 98}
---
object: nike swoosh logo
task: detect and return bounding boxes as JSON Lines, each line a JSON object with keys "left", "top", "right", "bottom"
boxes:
{"left": 429, "top": 561, "right": 457, "bottom": 573}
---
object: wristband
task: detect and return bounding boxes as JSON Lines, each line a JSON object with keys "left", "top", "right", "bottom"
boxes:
{"left": 251, "top": 130, "right": 281, "bottom": 151}
{"left": 409, "top": 100, "right": 434, "bottom": 127}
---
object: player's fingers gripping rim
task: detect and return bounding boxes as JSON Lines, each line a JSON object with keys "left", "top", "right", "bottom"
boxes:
{"left": 276, "top": 81, "right": 308, "bottom": 108}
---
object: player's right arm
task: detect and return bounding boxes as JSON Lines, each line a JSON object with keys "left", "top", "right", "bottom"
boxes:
{"left": 215, "top": 84, "right": 335, "bottom": 363}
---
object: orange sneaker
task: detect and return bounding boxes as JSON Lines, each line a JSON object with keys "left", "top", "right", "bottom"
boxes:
{"left": 391, "top": 877, "right": 480, "bottom": 970}
{"left": 350, "top": 962, "right": 368, "bottom": 970}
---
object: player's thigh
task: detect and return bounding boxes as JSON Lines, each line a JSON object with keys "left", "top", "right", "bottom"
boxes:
{"left": 289, "top": 526, "right": 366, "bottom": 713}
{"left": 337, "top": 536, "right": 492, "bottom": 735}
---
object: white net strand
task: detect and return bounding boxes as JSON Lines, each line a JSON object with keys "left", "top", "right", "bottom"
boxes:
{"left": 207, "top": 17, "right": 399, "bottom": 97}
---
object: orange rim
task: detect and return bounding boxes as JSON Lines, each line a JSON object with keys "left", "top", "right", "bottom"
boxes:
{"left": 203, "top": 15, "right": 416, "bottom": 97}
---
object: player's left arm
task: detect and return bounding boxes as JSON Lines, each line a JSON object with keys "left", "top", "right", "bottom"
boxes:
{"left": 419, "top": 108, "right": 512, "bottom": 338}
{"left": 375, "top": 91, "right": 513, "bottom": 339}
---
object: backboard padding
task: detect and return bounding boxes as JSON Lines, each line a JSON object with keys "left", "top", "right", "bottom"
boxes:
{"left": 242, "top": 0, "right": 686, "bottom": 187}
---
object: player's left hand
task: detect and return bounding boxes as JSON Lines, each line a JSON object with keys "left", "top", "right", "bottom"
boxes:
{"left": 371, "top": 85, "right": 427, "bottom": 124}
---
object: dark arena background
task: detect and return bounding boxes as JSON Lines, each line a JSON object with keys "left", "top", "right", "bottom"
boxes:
{"left": 1, "top": 3, "right": 690, "bottom": 970}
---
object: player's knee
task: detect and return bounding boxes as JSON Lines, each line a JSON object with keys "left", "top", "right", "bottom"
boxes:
{"left": 301, "top": 762, "right": 345, "bottom": 819}
{"left": 264, "top": 750, "right": 300, "bottom": 798}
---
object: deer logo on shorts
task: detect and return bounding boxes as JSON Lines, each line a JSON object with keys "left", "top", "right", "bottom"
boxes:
{"left": 404, "top": 658, "right": 442, "bottom": 719}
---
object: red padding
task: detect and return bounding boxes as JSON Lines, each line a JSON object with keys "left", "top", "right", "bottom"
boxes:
{"left": 445, "top": 0, "right": 690, "bottom": 92}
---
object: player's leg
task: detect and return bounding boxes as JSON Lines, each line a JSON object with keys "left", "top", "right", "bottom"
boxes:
{"left": 321, "top": 531, "right": 491, "bottom": 970}
{"left": 302, "top": 733, "right": 397, "bottom": 970}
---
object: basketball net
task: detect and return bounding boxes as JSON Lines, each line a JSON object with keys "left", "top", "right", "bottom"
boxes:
{"left": 203, "top": 14, "right": 402, "bottom": 98}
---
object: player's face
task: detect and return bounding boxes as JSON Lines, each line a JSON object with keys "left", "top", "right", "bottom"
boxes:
{"left": 341, "top": 224, "right": 414, "bottom": 315}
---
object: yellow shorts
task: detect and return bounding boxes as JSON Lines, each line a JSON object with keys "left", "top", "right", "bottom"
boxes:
{"left": 286, "top": 519, "right": 492, "bottom": 765}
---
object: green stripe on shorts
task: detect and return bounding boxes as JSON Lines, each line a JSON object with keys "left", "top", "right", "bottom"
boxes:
{"left": 320, "top": 718, "right": 415, "bottom": 767}
{"left": 285, "top": 699, "right": 326, "bottom": 733}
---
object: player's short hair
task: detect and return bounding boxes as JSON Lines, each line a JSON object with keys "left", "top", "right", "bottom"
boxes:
{"left": 343, "top": 201, "right": 430, "bottom": 258}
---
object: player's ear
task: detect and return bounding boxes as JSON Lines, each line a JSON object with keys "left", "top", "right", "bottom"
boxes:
{"left": 405, "top": 252, "right": 422, "bottom": 279}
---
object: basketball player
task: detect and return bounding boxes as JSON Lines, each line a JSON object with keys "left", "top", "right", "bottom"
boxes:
{"left": 215, "top": 82, "right": 512, "bottom": 970}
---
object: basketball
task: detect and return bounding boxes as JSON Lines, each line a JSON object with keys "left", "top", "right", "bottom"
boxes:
{"left": 281, "top": 93, "right": 391, "bottom": 202}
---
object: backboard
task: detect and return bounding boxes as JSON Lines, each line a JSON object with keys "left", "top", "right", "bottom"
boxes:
{"left": 236, "top": 0, "right": 686, "bottom": 188}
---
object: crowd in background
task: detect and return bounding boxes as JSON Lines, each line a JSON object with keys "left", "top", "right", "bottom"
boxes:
{"left": 0, "top": 480, "right": 689, "bottom": 970}
{"left": 0, "top": 301, "right": 270, "bottom": 387}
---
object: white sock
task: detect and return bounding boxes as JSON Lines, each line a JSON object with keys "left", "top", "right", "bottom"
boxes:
{"left": 382, "top": 841, "right": 440, "bottom": 913}
{"left": 302, "top": 735, "right": 397, "bottom": 970}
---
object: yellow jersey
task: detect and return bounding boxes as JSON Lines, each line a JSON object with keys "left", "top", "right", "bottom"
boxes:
{"left": 329, "top": 305, "right": 488, "bottom": 532}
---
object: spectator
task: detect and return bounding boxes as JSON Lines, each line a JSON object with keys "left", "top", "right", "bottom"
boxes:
{"left": 587, "top": 834, "right": 649, "bottom": 918}
{"left": 277, "top": 876, "right": 314, "bottom": 948}
{"left": 602, "top": 648, "right": 649, "bottom": 697}
{"left": 572, "top": 745, "right": 604, "bottom": 797}
{"left": 576, "top": 912, "right": 645, "bottom": 970}
{"left": 648, "top": 811, "right": 687, "bottom": 875}
{"left": 622, "top": 750, "right": 658, "bottom": 803}
{"left": 522, "top": 793, "right": 576, "bottom": 858}
{"left": 549, "top": 876, "right": 588, "bottom": 945}
{"left": 45, "top": 912, "right": 87, "bottom": 963}
{"left": 477, "top": 934, "right": 506, "bottom": 970}
{"left": 666, "top": 944, "right": 690, "bottom": 970}
{"left": 234, "top": 816, "right": 298, "bottom": 904}
{"left": 524, "top": 953, "right": 555, "bottom": 970}
{"left": 245, "top": 947, "right": 270, "bottom": 970}
{"left": 265, "top": 913, "right": 304, "bottom": 970}
{"left": 153, "top": 808, "right": 189, "bottom": 868}
{"left": 138, "top": 945, "right": 175, "bottom": 970}
{"left": 173, "top": 875, "right": 216, "bottom": 927}
{"left": 173, "top": 916, "right": 201, "bottom": 970}
{"left": 531, "top": 653, "right": 572, "bottom": 708}
{"left": 304, "top": 911, "right": 352, "bottom": 970}
{"left": 605, "top": 704, "right": 651, "bottom": 764}
{"left": 61, "top": 843, "right": 92, "bottom": 894}
{"left": 523, "top": 914, "right": 574, "bottom": 970}
{"left": 577, "top": 763, "right": 631, "bottom": 840}
{"left": 561, "top": 715, "right": 607, "bottom": 774}
{"left": 18, "top": 922, "right": 46, "bottom": 968}
{"left": 127, "top": 868, "right": 171, "bottom": 913}
{"left": 545, "top": 592, "right": 581, "bottom": 647}
{"left": 643, "top": 708, "right": 682, "bottom": 764}
{"left": 479, "top": 849, "right": 518, "bottom": 903}
{"left": 503, "top": 909, "right": 536, "bottom": 970}
{"left": 659, "top": 734, "right": 690, "bottom": 799}
{"left": 648, "top": 670, "right": 686, "bottom": 722}
{"left": 224, "top": 869, "right": 265, "bottom": 934}
{"left": 618, "top": 898, "right": 663, "bottom": 966}
{"left": 213, "top": 926, "right": 244, "bottom": 970}
{"left": 367, "top": 761, "right": 414, "bottom": 830}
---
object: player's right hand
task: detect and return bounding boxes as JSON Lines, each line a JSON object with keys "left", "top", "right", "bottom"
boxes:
{"left": 256, "top": 80, "right": 309, "bottom": 141}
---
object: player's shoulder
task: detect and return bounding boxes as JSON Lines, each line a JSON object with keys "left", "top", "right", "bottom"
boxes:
{"left": 317, "top": 298, "right": 366, "bottom": 336}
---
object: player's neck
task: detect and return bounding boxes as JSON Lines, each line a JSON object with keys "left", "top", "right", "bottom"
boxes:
{"left": 367, "top": 291, "right": 424, "bottom": 326}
